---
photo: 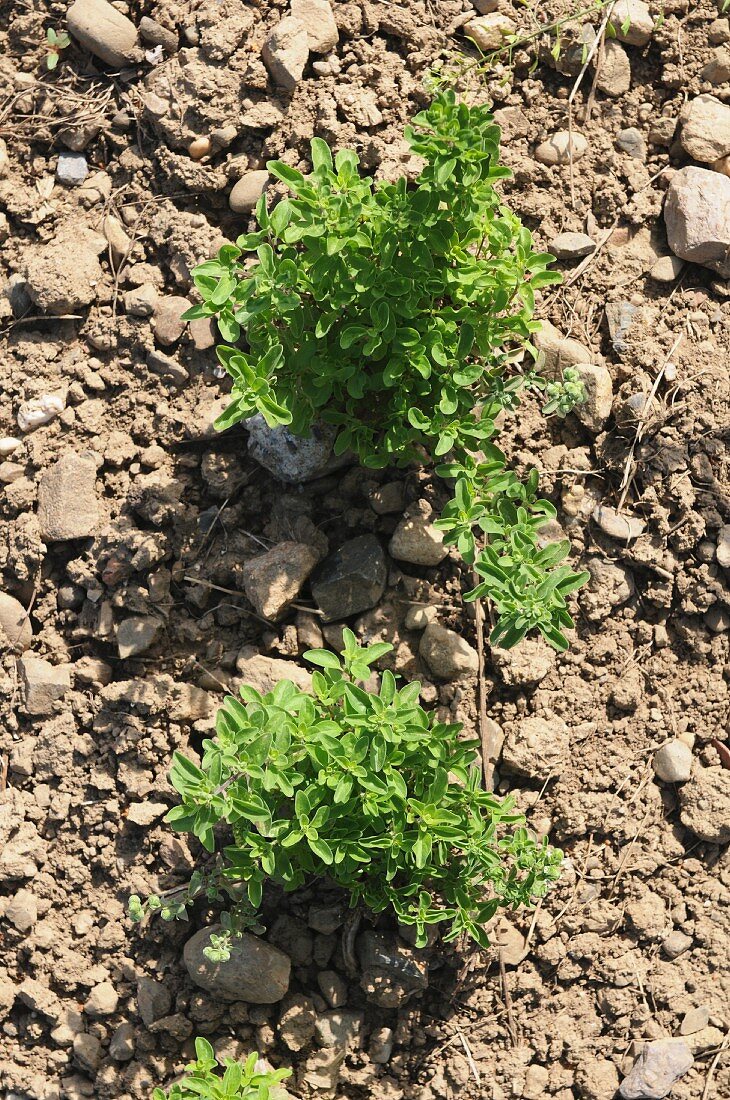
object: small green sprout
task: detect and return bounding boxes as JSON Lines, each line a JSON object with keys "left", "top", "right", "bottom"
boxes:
{"left": 45, "top": 27, "right": 71, "bottom": 70}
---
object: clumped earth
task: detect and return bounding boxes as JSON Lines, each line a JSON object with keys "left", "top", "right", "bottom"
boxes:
{"left": 1, "top": 1, "right": 729, "bottom": 1099}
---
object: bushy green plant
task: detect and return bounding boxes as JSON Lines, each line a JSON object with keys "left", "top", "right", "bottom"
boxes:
{"left": 131, "top": 633, "right": 562, "bottom": 955}
{"left": 153, "top": 1039, "right": 290, "bottom": 1100}
{"left": 184, "top": 92, "right": 587, "bottom": 651}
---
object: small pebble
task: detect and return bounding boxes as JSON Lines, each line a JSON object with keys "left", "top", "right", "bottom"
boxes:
{"left": 662, "top": 930, "right": 693, "bottom": 959}
{"left": 188, "top": 136, "right": 211, "bottom": 160}
{"left": 653, "top": 740, "right": 693, "bottom": 783}
{"left": 680, "top": 1005, "right": 710, "bottom": 1036}
{"left": 535, "top": 131, "right": 588, "bottom": 166}
{"left": 651, "top": 255, "right": 684, "bottom": 283}
{"left": 549, "top": 231, "right": 595, "bottom": 259}
{"left": 0, "top": 437, "right": 22, "bottom": 456}
{"left": 229, "top": 170, "right": 270, "bottom": 213}
{"left": 56, "top": 152, "right": 88, "bottom": 187}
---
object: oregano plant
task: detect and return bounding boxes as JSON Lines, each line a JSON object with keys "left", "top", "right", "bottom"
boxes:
{"left": 184, "top": 91, "right": 588, "bottom": 649}
{"left": 131, "top": 633, "right": 562, "bottom": 956}
{"left": 153, "top": 1038, "right": 291, "bottom": 1100}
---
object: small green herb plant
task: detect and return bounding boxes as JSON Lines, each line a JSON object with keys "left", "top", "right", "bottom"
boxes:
{"left": 153, "top": 1039, "right": 291, "bottom": 1100}
{"left": 184, "top": 93, "right": 587, "bottom": 652}
{"left": 131, "top": 633, "right": 562, "bottom": 957}
{"left": 45, "top": 27, "right": 70, "bottom": 70}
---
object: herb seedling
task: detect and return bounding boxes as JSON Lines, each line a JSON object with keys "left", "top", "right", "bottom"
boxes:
{"left": 45, "top": 27, "right": 70, "bottom": 70}
{"left": 131, "top": 633, "right": 563, "bottom": 957}
{"left": 184, "top": 93, "right": 588, "bottom": 650}
{"left": 153, "top": 1038, "right": 291, "bottom": 1100}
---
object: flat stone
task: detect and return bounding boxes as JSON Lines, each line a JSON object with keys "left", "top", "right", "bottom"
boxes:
{"left": 596, "top": 40, "right": 631, "bottom": 98}
{"left": 679, "top": 767, "right": 730, "bottom": 844}
{"left": 152, "top": 295, "right": 190, "bottom": 346}
{"left": 24, "top": 225, "right": 106, "bottom": 314}
{"left": 315, "top": 1010, "right": 363, "bottom": 1051}
{"left": 56, "top": 152, "right": 88, "bottom": 187}
{"left": 229, "top": 170, "right": 270, "bottom": 214}
{"left": 0, "top": 592, "right": 32, "bottom": 652}
{"left": 246, "top": 415, "right": 336, "bottom": 483}
{"left": 67, "top": 0, "right": 142, "bottom": 66}
{"left": 616, "top": 126, "right": 647, "bottom": 160}
{"left": 609, "top": 0, "right": 654, "bottom": 46}
{"left": 18, "top": 656, "right": 71, "bottom": 715}
{"left": 262, "top": 16, "right": 309, "bottom": 91}
{"left": 653, "top": 741, "right": 693, "bottom": 783}
{"left": 572, "top": 364, "right": 613, "bottom": 432}
{"left": 389, "top": 502, "right": 447, "bottom": 567}
{"left": 139, "top": 15, "right": 178, "bottom": 52}
{"left": 184, "top": 925, "right": 291, "bottom": 1003}
{"left": 124, "top": 283, "right": 158, "bottom": 317}
{"left": 147, "top": 349, "right": 189, "bottom": 387}
{"left": 502, "top": 714, "right": 570, "bottom": 781}
{"left": 311, "top": 535, "right": 387, "bottom": 622}
{"left": 620, "top": 1038, "right": 693, "bottom": 1099}
{"left": 109, "top": 1021, "right": 136, "bottom": 1061}
{"left": 534, "top": 131, "right": 588, "bottom": 166}
{"left": 464, "top": 13, "right": 516, "bottom": 51}
{"left": 549, "top": 232, "right": 595, "bottom": 259}
{"left": 236, "top": 648, "right": 312, "bottom": 694}
{"left": 291, "top": 0, "right": 338, "bottom": 53}
{"left": 243, "top": 541, "right": 320, "bottom": 621}
{"left": 592, "top": 505, "right": 646, "bottom": 542}
{"left": 116, "top": 616, "right": 161, "bottom": 658}
{"left": 701, "top": 46, "right": 730, "bottom": 84}
{"left": 665, "top": 166, "right": 730, "bottom": 277}
{"left": 419, "top": 623, "right": 478, "bottom": 680}
{"left": 680, "top": 1005, "right": 710, "bottom": 1036}
{"left": 534, "top": 319, "right": 592, "bottom": 376}
{"left": 37, "top": 452, "right": 99, "bottom": 541}
{"left": 606, "top": 301, "right": 640, "bottom": 356}
{"left": 136, "top": 977, "right": 171, "bottom": 1026}
{"left": 680, "top": 94, "right": 730, "bottom": 163}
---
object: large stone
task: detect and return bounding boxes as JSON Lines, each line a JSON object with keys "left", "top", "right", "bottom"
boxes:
{"left": 665, "top": 166, "right": 730, "bottom": 277}
{"left": 679, "top": 767, "right": 730, "bottom": 844}
{"left": 184, "top": 925, "right": 291, "bottom": 1003}
{"left": 229, "top": 171, "right": 269, "bottom": 214}
{"left": 419, "top": 624, "right": 478, "bottom": 680}
{"left": 246, "top": 415, "right": 336, "bottom": 483}
{"left": 18, "top": 657, "right": 71, "bottom": 715}
{"left": 243, "top": 541, "right": 320, "bottom": 621}
{"left": 680, "top": 94, "right": 730, "bottom": 162}
{"left": 311, "top": 536, "right": 387, "bottom": 622}
{"left": 596, "top": 40, "right": 631, "bottom": 98}
{"left": 389, "top": 502, "right": 448, "bottom": 567}
{"left": 37, "top": 452, "right": 99, "bottom": 541}
{"left": 619, "top": 1038, "right": 693, "bottom": 1099}
{"left": 262, "top": 16, "right": 309, "bottom": 91}
{"left": 0, "top": 592, "right": 32, "bottom": 652}
{"left": 67, "top": 0, "right": 142, "bottom": 67}
{"left": 502, "top": 714, "right": 570, "bottom": 781}
{"left": 609, "top": 0, "right": 654, "bottom": 47}
{"left": 290, "top": 0, "right": 338, "bottom": 53}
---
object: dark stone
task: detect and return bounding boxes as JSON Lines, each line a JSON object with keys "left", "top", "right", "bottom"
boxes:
{"left": 311, "top": 535, "right": 386, "bottom": 622}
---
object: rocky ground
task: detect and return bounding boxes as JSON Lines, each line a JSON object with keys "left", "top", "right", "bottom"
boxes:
{"left": 1, "top": 0, "right": 730, "bottom": 1098}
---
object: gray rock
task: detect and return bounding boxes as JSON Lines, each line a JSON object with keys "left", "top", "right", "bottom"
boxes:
{"left": 116, "top": 616, "right": 161, "bottom": 658}
{"left": 136, "top": 977, "right": 171, "bottom": 1026}
{"left": 147, "top": 349, "right": 189, "bottom": 387}
{"left": 596, "top": 40, "right": 631, "bottom": 98}
{"left": 661, "top": 930, "right": 693, "bottom": 959}
{"left": 262, "top": 16, "right": 309, "bottom": 91}
{"left": 616, "top": 126, "right": 647, "bottom": 160}
{"left": 665, "top": 166, "right": 730, "bottom": 277}
{"left": 419, "top": 623, "right": 478, "bottom": 680}
{"left": 369, "top": 1027, "right": 394, "bottom": 1064}
{"left": 534, "top": 319, "right": 592, "bottom": 376}
{"left": 37, "top": 452, "right": 99, "bottom": 541}
{"left": 389, "top": 502, "right": 447, "bottom": 566}
{"left": 311, "top": 535, "right": 387, "bottom": 622}
{"left": 229, "top": 171, "right": 270, "bottom": 214}
{"left": 18, "top": 656, "right": 71, "bottom": 715}
{"left": 56, "top": 152, "right": 88, "bottom": 186}
{"left": 620, "top": 1038, "right": 693, "bottom": 1099}
{"left": 650, "top": 254, "right": 684, "bottom": 283}
{"left": 243, "top": 541, "right": 320, "bottom": 621}
{"left": 308, "top": 903, "right": 345, "bottom": 935}
{"left": 357, "top": 931, "right": 428, "bottom": 1008}
{"left": 549, "top": 232, "right": 595, "bottom": 259}
{"left": 84, "top": 982, "right": 118, "bottom": 1017}
{"left": 315, "top": 1009, "right": 363, "bottom": 1050}
{"left": 680, "top": 94, "right": 730, "bottom": 163}
{"left": 73, "top": 1032, "right": 102, "bottom": 1073}
{"left": 67, "top": 0, "right": 142, "bottom": 67}
{"left": 653, "top": 740, "right": 692, "bottom": 783}
{"left": 592, "top": 505, "right": 646, "bottom": 542}
{"left": 316, "top": 970, "right": 347, "bottom": 1008}
{"left": 152, "top": 295, "right": 190, "bottom": 346}
{"left": 246, "top": 415, "right": 336, "bottom": 483}
{"left": 138, "top": 15, "right": 178, "bottom": 52}
{"left": 0, "top": 592, "right": 32, "bottom": 652}
{"left": 184, "top": 925, "right": 291, "bottom": 1003}
{"left": 680, "top": 1005, "right": 710, "bottom": 1036}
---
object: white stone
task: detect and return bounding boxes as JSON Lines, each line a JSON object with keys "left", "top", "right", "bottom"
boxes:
{"left": 17, "top": 393, "right": 65, "bottom": 432}
{"left": 609, "top": 0, "right": 654, "bottom": 47}
{"left": 419, "top": 624, "right": 478, "bottom": 680}
{"left": 534, "top": 131, "right": 588, "bottom": 166}
{"left": 653, "top": 740, "right": 692, "bottom": 783}
{"left": 463, "top": 13, "right": 516, "bottom": 52}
